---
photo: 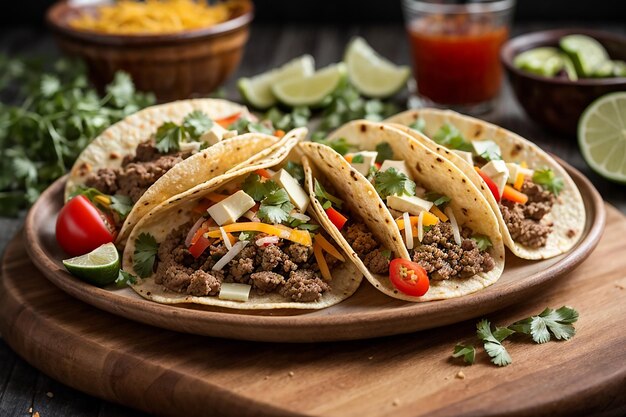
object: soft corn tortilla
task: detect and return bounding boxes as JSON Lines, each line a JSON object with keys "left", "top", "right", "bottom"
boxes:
{"left": 124, "top": 128, "right": 363, "bottom": 310}
{"left": 386, "top": 109, "right": 585, "bottom": 260}
{"left": 63, "top": 98, "right": 277, "bottom": 247}
{"left": 300, "top": 121, "right": 505, "bottom": 302}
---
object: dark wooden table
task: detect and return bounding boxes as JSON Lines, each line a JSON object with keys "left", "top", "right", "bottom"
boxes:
{"left": 1, "top": 22, "right": 625, "bottom": 417}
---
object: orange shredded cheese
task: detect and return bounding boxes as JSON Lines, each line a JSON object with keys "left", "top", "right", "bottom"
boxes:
{"left": 69, "top": 0, "right": 231, "bottom": 35}
{"left": 314, "top": 234, "right": 345, "bottom": 262}
{"left": 313, "top": 242, "right": 332, "bottom": 281}
{"left": 395, "top": 212, "right": 439, "bottom": 230}
{"left": 207, "top": 223, "right": 312, "bottom": 246}
{"left": 429, "top": 205, "right": 449, "bottom": 222}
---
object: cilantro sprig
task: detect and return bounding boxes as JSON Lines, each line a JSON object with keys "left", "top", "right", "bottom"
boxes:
{"left": 532, "top": 168, "right": 564, "bottom": 196}
{"left": 133, "top": 233, "right": 159, "bottom": 278}
{"left": 155, "top": 111, "right": 213, "bottom": 153}
{"left": 312, "top": 137, "right": 356, "bottom": 156}
{"left": 433, "top": 123, "right": 473, "bottom": 152}
{"left": 228, "top": 117, "right": 275, "bottom": 135}
{"left": 242, "top": 174, "right": 280, "bottom": 202}
{"left": 258, "top": 188, "right": 295, "bottom": 224}
{"left": 284, "top": 161, "right": 304, "bottom": 184}
{"left": 471, "top": 235, "right": 493, "bottom": 252}
{"left": 314, "top": 180, "right": 343, "bottom": 210}
{"left": 373, "top": 168, "right": 416, "bottom": 199}
{"left": 452, "top": 306, "right": 579, "bottom": 367}
{"left": 424, "top": 191, "right": 451, "bottom": 207}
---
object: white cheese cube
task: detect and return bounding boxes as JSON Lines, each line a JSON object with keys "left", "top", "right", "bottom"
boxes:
{"left": 386, "top": 195, "right": 433, "bottom": 216}
{"left": 506, "top": 163, "right": 535, "bottom": 184}
{"left": 207, "top": 190, "right": 256, "bottom": 226}
{"left": 200, "top": 123, "right": 230, "bottom": 146}
{"left": 272, "top": 169, "right": 310, "bottom": 212}
{"left": 350, "top": 151, "right": 378, "bottom": 177}
{"left": 482, "top": 160, "right": 509, "bottom": 196}
{"left": 379, "top": 160, "right": 411, "bottom": 179}
{"left": 451, "top": 150, "right": 473, "bottom": 166}
{"left": 472, "top": 140, "right": 501, "bottom": 159}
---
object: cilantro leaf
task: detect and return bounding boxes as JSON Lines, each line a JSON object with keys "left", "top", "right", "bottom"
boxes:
{"left": 110, "top": 194, "right": 133, "bottom": 218}
{"left": 106, "top": 71, "right": 136, "bottom": 107}
{"left": 532, "top": 168, "right": 564, "bottom": 196}
{"left": 314, "top": 180, "right": 343, "bottom": 209}
{"left": 284, "top": 161, "right": 304, "bottom": 184}
{"left": 373, "top": 168, "right": 416, "bottom": 199}
{"left": 296, "top": 223, "right": 320, "bottom": 231}
{"left": 528, "top": 306, "right": 578, "bottom": 344}
{"left": 479, "top": 143, "right": 502, "bottom": 162}
{"left": 351, "top": 154, "right": 364, "bottom": 163}
{"left": 258, "top": 187, "right": 294, "bottom": 224}
{"left": 114, "top": 270, "right": 137, "bottom": 288}
{"left": 375, "top": 142, "right": 394, "bottom": 163}
{"left": 313, "top": 137, "right": 356, "bottom": 156}
{"left": 228, "top": 117, "right": 274, "bottom": 135}
{"left": 262, "top": 188, "right": 290, "bottom": 205}
{"left": 424, "top": 191, "right": 451, "bottom": 207}
{"left": 409, "top": 118, "right": 426, "bottom": 133}
{"left": 433, "top": 123, "right": 473, "bottom": 152}
{"left": 155, "top": 122, "right": 184, "bottom": 153}
{"left": 452, "top": 344, "right": 476, "bottom": 365}
{"left": 133, "top": 233, "right": 159, "bottom": 278}
{"left": 471, "top": 235, "right": 493, "bottom": 252}
{"left": 242, "top": 174, "right": 280, "bottom": 202}
{"left": 182, "top": 110, "right": 213, "bottom": 140}
{"left": 476, "top": 319, "right": 512, "bottom": 366}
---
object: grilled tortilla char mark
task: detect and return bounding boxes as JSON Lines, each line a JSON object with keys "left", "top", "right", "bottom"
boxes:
{"left": 153, "top": 222, "right": 331, "bottom": 302}
{"left": 499, "top": 179, "right": 556, "bottom": 248}
{"left": 412, "top": 222, "right": 495, "bottom": 281}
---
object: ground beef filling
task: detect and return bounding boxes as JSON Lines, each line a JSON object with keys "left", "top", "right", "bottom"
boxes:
{"left": 342, "top": 223, "right": 390, "bottom": 274}
{"left": 412, "top": 222, "right": 495, "bottom": 281}
{"left": 85, "top": 141, "right": 191, "bottom": 203}
{"left": 153, "top": 224, "right": 330, "bottom": 302}
{"left": 499, "top": 179, "right": 556, "bottom": 248}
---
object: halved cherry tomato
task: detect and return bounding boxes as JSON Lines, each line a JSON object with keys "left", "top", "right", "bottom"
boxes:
{"left": 255, "top": 168, "right": 272, "bottom": 179}
{"left": 325, "top": 207, "right": 348, "bottom": 230}
{"left": 375, "top": 162, "right": 382, "bottom": 170}
{"left": 389, "top": 259, "right": 429, "bottom": 297}
{"left": 215, "top": 112, "right": 241, "bottom": 128}
{"left": 56, "top": 195, "right": 116, "bottom": 256}
{"left": 474, "top": 167, "right": 501, "bottom": 202}
{"left": 189, "top": 235, "right": 212, "bottom": 258}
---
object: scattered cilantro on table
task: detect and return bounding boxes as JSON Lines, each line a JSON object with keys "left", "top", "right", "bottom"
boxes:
{"left": 452, "top": 306, "right": 579, "bottom": 367}
{"left": 0, "top": 55, "right": 155, "bottom": 216}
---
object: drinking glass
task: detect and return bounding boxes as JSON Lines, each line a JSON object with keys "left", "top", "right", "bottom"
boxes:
{"left": 402, "top": 0, "right": 515, "bottom": 114}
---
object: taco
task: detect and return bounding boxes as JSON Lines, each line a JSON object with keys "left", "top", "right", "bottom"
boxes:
{"left": 123, "top": 128, "right": 362, "bottom": 310}
{"left": 300, "top": 121, "right": 505, "bottom": 301}
{"left": 385, "top": 109, "right": 585, "bottom": 259}
{"left": 65, "top": 98, "right": 285, "bottom": 247}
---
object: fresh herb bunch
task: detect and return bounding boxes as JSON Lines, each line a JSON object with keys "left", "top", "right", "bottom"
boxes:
{"left": 0, "top": 55, "right": 155, "bottom": 216}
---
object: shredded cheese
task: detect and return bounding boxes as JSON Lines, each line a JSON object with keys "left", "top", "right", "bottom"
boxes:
{"left": 207, "top": 223, "right": 312, "bottom": 246}
{"left": 313, "top": 242, "right": 332, "bottom": 281}
{"left": 395, "top": 212, "right": 439, "bottom": 230}
{"left": 417, "top": 211, "right": 425, "bottom": 243}
{"left": 430, "top": 205, "right": 449, "bottom": 222}
{"left": 70, "top": 0, "right": 232, "bottom": 35}
{"left": 444, "top": 207, "right": 462, "bottom": 245}
{"left": 403, "top": 212, "right": 414, "bottom": 249}
{"left": 314, "top": 234, "right": 345, "bottom": 262}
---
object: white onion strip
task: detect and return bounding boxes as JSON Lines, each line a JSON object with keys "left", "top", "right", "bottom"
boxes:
{"left": 185, "top": 217, "right": 206, "bottom": 247}
{"left": 256, "top": 235, "right": 279, "bottom": 246}
{"left": 403, "top": 212, "right": 413, "bottom": 250}
{"left": 220, "top": 227, "right": 232, "bottom": 250}
{"left": 212, "top": 241, "right": 248, "bottom": 271}
{"left": 242, "top": 210, "right": 257, "bottom": 221}
{"left": 445, "top": 206, "right": 462, "bottom": 245}
{"left": 289, "top": 212, "right": 310, "bottom": 222}
{"left": 417, "top": 211, "right": 425, "bottom": 243}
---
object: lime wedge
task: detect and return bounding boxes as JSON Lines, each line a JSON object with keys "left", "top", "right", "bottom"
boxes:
{"left": 614, "top": 60, "right": 626, "bottom": 77}
{"left": 560, "top": 35, "right": 609, "bottom": 77}
{"left": 561, "top": 53, "right": 578, "bottom": 81}
{"left": 63, "top": 242, "right": 120, "bottom": 286}
{"left": 238, "top": 55, "right": 315, "bottom": 109}
{"left": 272, "top": 63, "right": 347, "bottom": 107}
{"left": 513, "top": 47, "right": 563, "bottom": 77}
{"left": 578, "top": 92, "right": 626, "bottom": 184}
{"left": 344, "top": 37, "right": 410, "bottom": 98}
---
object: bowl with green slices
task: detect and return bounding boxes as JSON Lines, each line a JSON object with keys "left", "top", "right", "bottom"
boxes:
{"left": 501, "top": 29, "right": 626, "bottom": 136}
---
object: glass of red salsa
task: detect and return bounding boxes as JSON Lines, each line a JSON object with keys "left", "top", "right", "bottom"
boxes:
{"left": 402, "top": 0, "right": 515, "bottom": 114}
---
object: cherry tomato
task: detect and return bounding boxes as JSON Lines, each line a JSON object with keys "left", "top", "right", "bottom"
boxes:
{"left": 325, "top": 207, "right": 348, "bottom": 230}
{"left": 56, "top": 195, "right": 116, "bottom": 256}
{"left": 474, "top": 167, "right": 501, "bottom": 202}
{"left": 255, "top": 168, "right": 272, "bottom": 179}
{"left": 189, "top": 235, "right": 212, "bottom": 258}
{"left": 389, "top": 259, "right": 429, "bottom": 297}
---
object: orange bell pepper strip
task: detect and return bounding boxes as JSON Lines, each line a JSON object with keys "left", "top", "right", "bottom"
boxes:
{"left": 502, "top": 185, "right": 528, "bottom": 204}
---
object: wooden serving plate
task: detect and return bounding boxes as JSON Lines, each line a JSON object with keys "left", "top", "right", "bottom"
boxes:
{"left": 22, "top": 160, "right": 605, "bottom": 342}
{"left": 1, "top": 206, "right": 625, "bottom": 416}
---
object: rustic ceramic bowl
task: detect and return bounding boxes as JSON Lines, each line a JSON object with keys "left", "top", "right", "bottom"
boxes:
{"left": 47, "top": 0, "right": 253, "bottom": 102}
{"left": 501, "top": 29, "right": 626, "bottom": 136}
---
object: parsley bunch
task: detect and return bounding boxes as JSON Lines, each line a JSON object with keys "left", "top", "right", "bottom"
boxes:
{"left": 453, "top": 306, "right": 579, "bottom": 367}
{"left": 0, "top": 55, "right": 155, "bottom": 216}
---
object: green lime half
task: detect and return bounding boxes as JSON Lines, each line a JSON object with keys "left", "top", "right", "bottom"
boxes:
{"left": 272, "top": 63, "right": 347, "bottom": 107}
{"left": 344, "top": 37, "right": 410, "bottom": 98}
{"left": 63, "top": 242, "right": 120, "bottom": 286}
{"left": 513, "top": 47, "right": 563, "bottom": 77}
{"left": 578, "top": 92, "right": 626, "bottom": 184}
{"left": 560, "top": 34, "right": 609, "bottom": 77}
{"left": 237, "top": 55, "right": 315, "bottom": 109}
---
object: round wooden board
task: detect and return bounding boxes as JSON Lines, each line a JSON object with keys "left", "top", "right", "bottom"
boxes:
{"left": 2, "top": 207, "right": 626, "bottom": 417}
{"left": 22, "top": 159, "right": 605, "bottom": 342}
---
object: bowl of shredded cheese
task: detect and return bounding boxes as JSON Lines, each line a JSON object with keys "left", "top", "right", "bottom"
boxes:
{"left": 47, "top": 0, "right": 253, "bottom": 101}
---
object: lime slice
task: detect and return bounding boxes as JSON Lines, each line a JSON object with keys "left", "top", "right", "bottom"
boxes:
{"left": 613, "top": 60, "right": 626, "bottom": 77}
{"left": 63, "top": 242, "right": 120, "bottom": 286}
{"left": 344, "top": 37, "right": 410, "bottom": 98}
{"left": 592, "top": 61, "right": 614, "bottom": 78}
{"left": 237, "top": 55, "right": 315, "bottom": 109}
{"left": 561, "top": 53, "right": 578, "bottom": 81}
{"left": 578, "top": 92, "right": 626, "bottom": 184}
{"left": 272, "top": 63, "right": 347, "bottom": 107}
{"left": 560, "top": 35, "right": 609, "bottom": 77}
{"left": 513, "top": 47, "right": 563, "bottom": 77}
